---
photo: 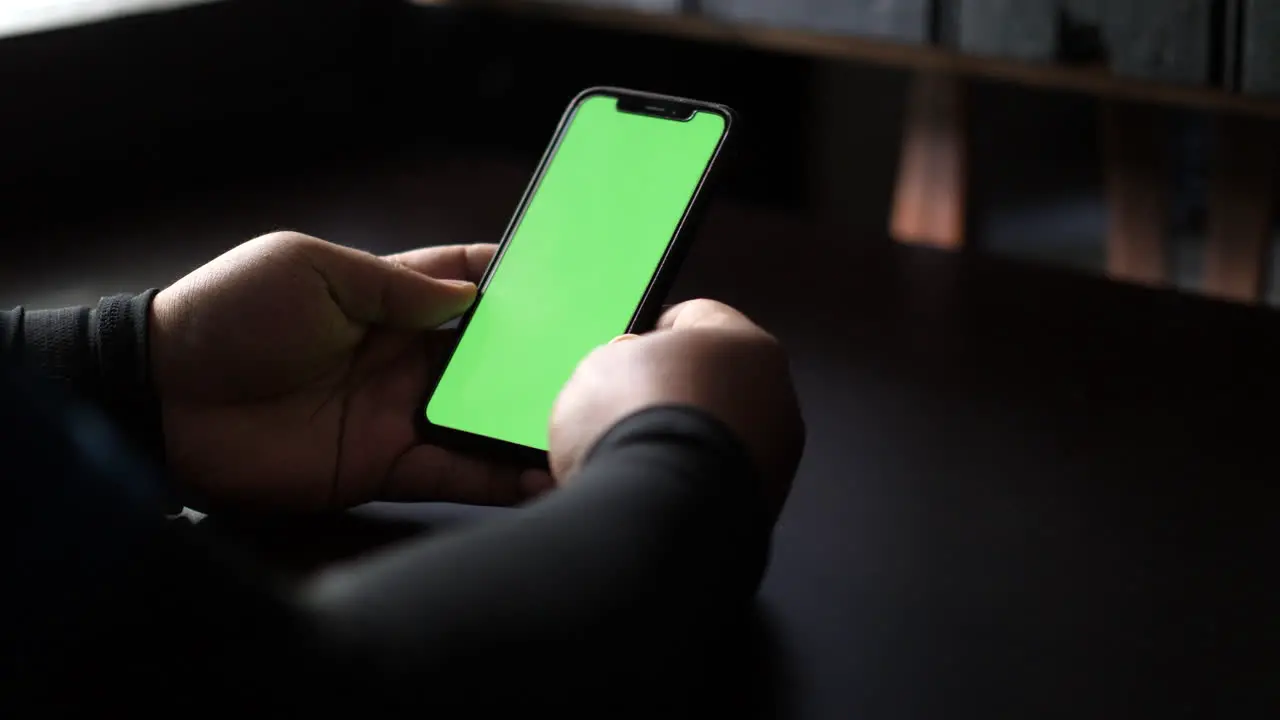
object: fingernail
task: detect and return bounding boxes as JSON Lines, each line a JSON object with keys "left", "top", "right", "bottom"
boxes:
{"left": 609, "top": 334, "right": 639, "bottom": 344}
{"left": 441, "top": 279, "right": 475, "bottom": 289}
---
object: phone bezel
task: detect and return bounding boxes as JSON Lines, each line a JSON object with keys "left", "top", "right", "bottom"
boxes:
{"left": 415, "top": 86, "right": 737, "bottom": 470}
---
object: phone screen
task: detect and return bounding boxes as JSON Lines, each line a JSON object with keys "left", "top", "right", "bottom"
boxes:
{"left": 424, "top": 92, "right": 728, "bottom": 451}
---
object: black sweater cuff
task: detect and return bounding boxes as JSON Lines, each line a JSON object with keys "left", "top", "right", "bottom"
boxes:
{"left": 3, "top": 291, "right": 165, "bottom": 467}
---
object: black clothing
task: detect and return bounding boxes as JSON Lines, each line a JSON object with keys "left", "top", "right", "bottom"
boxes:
{"left": 0, "top": 295, "right": 770, "bottom": 713}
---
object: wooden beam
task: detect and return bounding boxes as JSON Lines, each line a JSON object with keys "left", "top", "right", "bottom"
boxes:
{"left": 1101, "top": 102, "right": 1171, "bottom": 287}
{"left": 1203, "top": 115, "right": 1278, "bottom": 304}
{"left": 419, "top": 0, "right": 1280, "bottom": 121}
{"left": 890, "top": 72, "right": 967, "bottom": 250}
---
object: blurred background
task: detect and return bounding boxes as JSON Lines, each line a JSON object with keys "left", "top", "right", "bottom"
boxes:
{"left": 1, "top": 0, "right": 1278, "bottom": 308}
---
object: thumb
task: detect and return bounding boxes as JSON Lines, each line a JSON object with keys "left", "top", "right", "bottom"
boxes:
{"left": 317, "top": 244, "right": 478, "bottom": 329}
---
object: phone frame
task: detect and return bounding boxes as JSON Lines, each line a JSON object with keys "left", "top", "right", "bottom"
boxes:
{"left": 416, "top": 86, "right": 737, "bottom": 470}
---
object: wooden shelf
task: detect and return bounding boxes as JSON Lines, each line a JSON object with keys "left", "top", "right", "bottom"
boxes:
{"left": 419, "top": 0, "right": 1280, "bottom": 120}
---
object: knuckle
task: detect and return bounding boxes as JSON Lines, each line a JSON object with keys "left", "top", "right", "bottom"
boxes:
{"left": 687, "top": 297, "right": 735, "bottom": 318}
{"left": 254, "top": 230, "right": 322, "bottom": 254}
{"left": 664, "top": 298, "right": 755, "bottom": 330}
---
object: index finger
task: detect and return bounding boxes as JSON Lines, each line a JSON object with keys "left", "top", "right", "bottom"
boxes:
{"left": 384, "top": 243, "right": 497, "bottom": 283}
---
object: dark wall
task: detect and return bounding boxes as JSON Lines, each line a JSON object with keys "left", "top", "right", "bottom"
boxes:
{"left": 0, "top": 0, "right": 814, "bottom": 246}
{"left": 1, "top": 0, "right": 382, "bottom": 231}
{"left": 373, "top": 6, "right": 817, "bottom": 209}
{"left": 3, "top": 0, "right": 1194, "bottom": 282}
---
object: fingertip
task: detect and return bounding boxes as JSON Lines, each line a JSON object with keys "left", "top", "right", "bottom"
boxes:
{"left": 439, "top": 278, "right": 477, "bottom": 291}
{"left": 385, "top": 243, "right": 498, "bottom": 283}
{"left": 429, "top": 277, "right": 478, "bottom": 318}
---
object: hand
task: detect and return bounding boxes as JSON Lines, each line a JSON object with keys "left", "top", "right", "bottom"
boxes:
{"left": 549, "top": 299, "right": 805, "bottom": 518}
{"left": 151, "top": 231, "right": 552, "bottom": 511}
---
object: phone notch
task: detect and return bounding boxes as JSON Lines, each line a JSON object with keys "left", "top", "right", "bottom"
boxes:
{"left": 615, "top": 95, "right": 695, "bottom": 121}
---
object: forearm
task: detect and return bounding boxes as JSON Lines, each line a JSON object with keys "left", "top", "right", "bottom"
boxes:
{"left": 1, "top": 374, "right": 771, "bottom": 711}
{"left": 0, "top": 292, "right": 164, "bottom": 464}
{"left": 304, "top": 406, "right": 772, "bottom": 711}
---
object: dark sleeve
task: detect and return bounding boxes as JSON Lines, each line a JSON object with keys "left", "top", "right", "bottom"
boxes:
{"left": 0, "top": 356, "right": 771, "bottom": 714}
{"left": 0, "top": 362, "right": 318, "bottom": 711}
{"left": 305, "top": 405, "right": 772, "bottom": 711}
{"left": 0, "top": 292, "right": 164, "bottom": 465}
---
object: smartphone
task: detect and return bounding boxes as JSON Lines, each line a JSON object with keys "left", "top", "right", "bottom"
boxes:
{"left": 418, "top": 86, "right": 736, "bottom": 468}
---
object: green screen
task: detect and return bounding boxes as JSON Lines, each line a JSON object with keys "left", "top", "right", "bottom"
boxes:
{"left": 425, "top": 93, "right": 727, "bottom": 450}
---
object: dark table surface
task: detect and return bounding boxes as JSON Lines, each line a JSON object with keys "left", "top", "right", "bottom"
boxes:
{"left": 12, "top": 147, "right": 1279, "bottom": 718}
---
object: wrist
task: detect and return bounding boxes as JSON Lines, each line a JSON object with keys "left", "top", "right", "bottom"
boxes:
{"left": 120, "top": 290, "right": 168, "bottom": 464}
{"left": 148, "top": 287, "right": 180, "bottom": 407}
